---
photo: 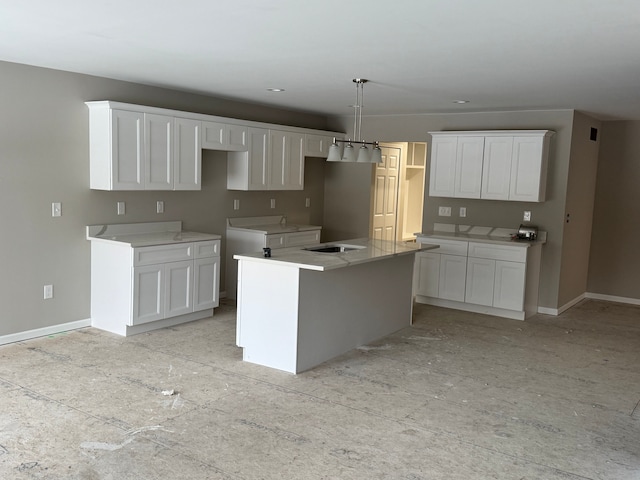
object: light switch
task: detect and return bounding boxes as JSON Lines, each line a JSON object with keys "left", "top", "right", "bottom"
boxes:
{"left": 233, "top": 199, "right": 240, "bottom": 211}
{"left": 305, "top": 197, "right": 311, "bottom": 208}
{"left": 270, "top": 199, "right": 276, "bottom": 209}
{"left": 117, "top": 202, "right": 125, "bottom": 215}
{"left": 156, "top": 201, "right": 164, "bottom": 214}
{"left": 43, "top": 284, "right": 53, "bottom": 299}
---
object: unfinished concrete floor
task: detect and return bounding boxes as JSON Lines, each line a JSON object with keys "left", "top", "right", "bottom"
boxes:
{"left": 0, "top": 299, "right": 638, "bottom": 479}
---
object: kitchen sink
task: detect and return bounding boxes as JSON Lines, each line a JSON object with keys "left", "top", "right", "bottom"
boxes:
{"left": 304, "top": 244, "right": 365, "bottom": 253}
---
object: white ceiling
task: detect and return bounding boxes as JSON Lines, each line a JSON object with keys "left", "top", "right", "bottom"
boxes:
{"left": 2, "top": 1, "right": 640, "bottom": 120}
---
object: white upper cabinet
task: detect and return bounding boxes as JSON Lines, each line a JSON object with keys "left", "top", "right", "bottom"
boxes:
{"left": 481, "top": 136, "right": 514, "bottom": 200}
{"left": 90, "top": 108, "right": 144, "bottom": 190}
{"left": 145, "top": 113, "right": 173, "bottom": 190}
{"left": 88, "top": 104, "right": 201, "bottom": 191}
{"left": 227, "top": 128, "right": 305, "bottom": 191}
{"left": 270, "top": 130, "right": 305, "bottom": 190}
{"left": 87, "top": 101, "right": 341, "bottom": 191}
{"left": 304, "top": 133, "right": 334, "bottom": 158}
{"left": 455, "top": 136, "right": 484, "bottom": 199}
{"left": 428, "top": 130, "right": 554, "bottom": 202}
{"left": 428, "top": 135, "right": 457, "bottom": 197}
{"left": 173, "top": 117, "right": 201, "bottom": 190}
{"left": 509, "top": 135, "right": 550, "bottom": 202}
{"left": 202, "top": 121, "right": 248, "bottom": 151}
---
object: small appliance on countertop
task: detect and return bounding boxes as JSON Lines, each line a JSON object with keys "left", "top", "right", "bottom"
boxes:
{"left": 516, "top": 224, "right": 539, "bottom": 241}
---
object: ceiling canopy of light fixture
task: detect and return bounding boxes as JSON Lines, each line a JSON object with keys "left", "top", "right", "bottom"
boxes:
{"left": 327, "top": 79, "right": 382, "bottom": 164}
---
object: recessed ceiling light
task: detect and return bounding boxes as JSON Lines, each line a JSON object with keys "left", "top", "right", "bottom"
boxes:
{"left": 267, "top": 88, "right": 285, "bottom": 92}
{"left": 453, "top": 100, "right": 470, "bottom": 104}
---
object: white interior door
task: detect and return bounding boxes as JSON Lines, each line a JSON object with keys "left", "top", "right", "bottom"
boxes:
{"left": 371, "top": 146, "right": 400, "bottom": 241}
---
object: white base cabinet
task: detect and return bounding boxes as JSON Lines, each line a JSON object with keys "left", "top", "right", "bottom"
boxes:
{"left": 226, "top": 220, "right": 321, "bottom": 300}
{"left": 415, "top": 236, "right": 542, "bottom": 320}
{"left": 91, "top": 239, "right": 220, "bottom": 336}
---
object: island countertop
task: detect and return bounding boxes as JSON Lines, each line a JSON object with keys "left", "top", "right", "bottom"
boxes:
{"left": 233, "top": 237, "right": 436, "bottom": 271}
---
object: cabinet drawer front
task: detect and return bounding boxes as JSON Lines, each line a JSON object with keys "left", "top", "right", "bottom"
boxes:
{"left": 468, "top": 242, "right": 526, "bottom": 262}
{"left": 265, "top": 234, "right": 286, "bottom": 249}
{"left": 194, "top": 240, "right": 220, "bottom": 258}
{"left": 134, "top": 243, "right": 193, "bottom": 266}
{"left": 418, "top": 238, "right": 468, "bottom": 256}
{"left": 285, "top": 230, "right": 321, "bottom": 247}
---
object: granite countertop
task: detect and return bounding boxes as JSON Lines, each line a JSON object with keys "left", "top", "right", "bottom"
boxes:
{"left": 233, "top": 238, "right": 436, "bottom": 272}
{"left": 86, "top": 221, "right": 221, "bottom": 247}
{"left": 227, "top": 223, "right": 322, "bottom": 235}
{"left": 417, "top": 224, "right": 547, "bottom": 247}
{"left": 226, "top": 215, "right": 321, "bottom": 235}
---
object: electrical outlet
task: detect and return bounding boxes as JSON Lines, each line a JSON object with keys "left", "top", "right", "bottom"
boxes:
{"left": 523, "top": 210, "right": 531, "bottom": 222}
{"left": 459, "top": 207, "right": 467, "bottom": 218}
{"left": 117, "top": 202, "right": 125, "bottom": 215}
{"left": 270, "top": 199, "right": 276, "bottom": 209}
{"left": 438, "top": 206, "right": 452, "bottom": 217}
{"left": 43, "top": 284, "right": 53, "bottom": 299}
{"left": 51, "top": 202, "right": 61, "bottom": 217}
{"left": 233, "top": 199, "right": 240, "bottom": 211}
{"left": 156, "top": 201, "right": 164, "bottom": 214}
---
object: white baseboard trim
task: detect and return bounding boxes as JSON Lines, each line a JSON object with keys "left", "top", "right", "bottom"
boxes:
{"left": 537, "top": 306, "right": 559, "bottom": 315}
{"left": 0, "top": 318, "right": 91, "bottom": 346}
{"left": 585, "top": 292, "right": 640, "bottom": 306}
{"left": 537, "top": 292, "right": 640, "bottom": 316}
{"left": 538, "top": 293, "right": 588, "bottom": 316}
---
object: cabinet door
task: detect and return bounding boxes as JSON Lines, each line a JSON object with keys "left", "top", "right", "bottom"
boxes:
{"left": 174, "top": 117, "right": 201, "bottom": 190}
{"left": 194, "top": 257, "right": 219, "bottom": 311}
{"left": 265, "top": 234, "right": 286, "bottom": 249}
{"left": 132, "top": 264, "right": 164, "bottom": 325}
{"left": 286, "top": 132, "right": 305, "bottom": 190}
{"left": 439, "top": 254, "right": 467, "bottom": 302}
{"left": 465, "top": 257, "right": 496, "bottom": 306}
{"left": 202, "top": 121, "right": 248, "bottom": 152}
{"left": 270, "top": 130, "right": 305, "bottom": 190}
{"left": 305, "top": 134, "right": 333, "bottom": 158}
{"left": 429, "top": 136, "right": 457, "bottom": 197}
{"left": 144, "top": 113, "right": 173, "bottom": 190}
{"left": 227, "top": 124, "right": 249, "bottom": 151}
{"left": 247, "top": 128, "right": 270, "bottom": 190}
{"left": 509, "top": 136, "right": 545, "bottom": 202}
{"left": 111, "top": 109, "right": 145, "bottom": 190}
{"left": 454, "top": 136, "right": 484, "bottom": 198}
{"left": 284, "top": 230, "right": 321, "bottom": 247}
{"left": 164, "top": 260, "right": 194, "bottom": 318}
{"left": 415, "top": 252, "right": 440, "bottom": 297}
{"left": 493, "top": 261, "right": 526, "bottom": 311}
{"left": 481, "top": 136, "right": 513, "bottom": 200}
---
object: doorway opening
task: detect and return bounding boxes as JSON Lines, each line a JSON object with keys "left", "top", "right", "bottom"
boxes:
{"left": 370, "top": 142, "right": 427, "bottom": 242}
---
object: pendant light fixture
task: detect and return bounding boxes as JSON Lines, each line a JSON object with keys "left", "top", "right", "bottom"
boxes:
{"left": 327, "top": 78, "right": 382, "bottom": 163}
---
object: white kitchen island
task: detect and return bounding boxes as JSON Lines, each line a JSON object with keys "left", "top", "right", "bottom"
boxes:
{"left": 234, "top": 238, "right": 434, "bottom": 374}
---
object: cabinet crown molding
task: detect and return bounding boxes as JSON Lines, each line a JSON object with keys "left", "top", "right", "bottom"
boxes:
{"left": 428, "top": 130, "right": 555, "bottom": 137}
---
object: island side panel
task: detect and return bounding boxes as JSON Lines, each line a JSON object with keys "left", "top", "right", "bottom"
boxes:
{"left": 236, "top": 260, "right": 301, "bottom": 373}
{"left": 296, "top": 254, "right": 415, "bottom": 373}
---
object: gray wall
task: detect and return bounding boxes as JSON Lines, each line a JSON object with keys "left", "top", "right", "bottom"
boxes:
{"left": 0, "top": 60, "right": 329, "bottom": 337}
{"left": 588, "top": 121, "right": 640, "bottom": 299}
{"left": 323, "top": 110, "right": 580, "bottom": 310}
{"left": 557, "top": 112, "right": 601, "bottom": 307}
